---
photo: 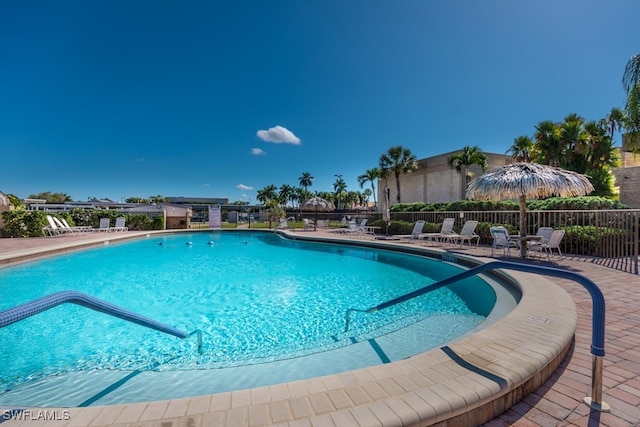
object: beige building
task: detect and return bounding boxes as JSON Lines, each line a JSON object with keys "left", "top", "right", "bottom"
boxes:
{"left": 614, "top": 135, "right": 640, "bottom": 208}
{"left": 378, "top": 150, "right": 511, "bottom": 206}
{"left": 379, "top": 143, "right": 640, "bottom": 209}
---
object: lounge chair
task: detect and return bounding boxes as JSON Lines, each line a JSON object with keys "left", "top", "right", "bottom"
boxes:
{"left": 343, "top": 219, "right": 368, "bottom": 237}
{"left": 530, "top": 229, "right": 565, "bottom": 260}
{"left": 43, "top": 215, "right": 63, "bottom": 236}
{"left": 391, "top": 220, "right": 426, "bottom": 241}
{"left": 302, "top": 218, "right": 315, "bottom": 230}
{"left": 61, "top": 218, "right": 93, "bottom": 233}
{"left": 95, "top": 218, "right": 111, "bottom": 232}
{"left": 490, "top": 226, "right": 518, "bottom": 257}
{"left": 110, "top": 217, "right": 128, "bottom": 232}
{"left": 52, "top": 216, "right": 86, "bottom": 234}
{"left": 276, "top": 216, "right": 295, "bottom": 230}
{"left": 423, "top": 218, "right": 455, "bottom": 244}
{"left": 447, "top": 220, "right": 480, "bottom": 247}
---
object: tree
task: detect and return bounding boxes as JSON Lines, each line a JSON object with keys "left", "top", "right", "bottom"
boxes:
{"left": 379, "top": 146, "right": 418, "bottom": 204}
{"left": 622, "top": 53, "right": 640, "bottom": 149}
{"left": 357, "top": 168, "right": 380, "bottom": 208}
{"left": 28, "top": 192, "right": 73, "bottom": 203}
{"left": 447, "top": 145, "right": 488, "bottom": 199}
{"left": 506, "top": 136, "right": 537, "bottom": 162}
{"left": 606, "top": 107, "right": 626, "bottom": 142}
{"left": 279, "top": 184, "right": 295, "bottom": 208}
{"left": 298, "top": 172, "right": 313, "bottom": 195}
{"left": 256, "top": 185, "right": 278, "bottom": 205}
{"left": 333, "top": 175, "right": 347, "bottom": 210}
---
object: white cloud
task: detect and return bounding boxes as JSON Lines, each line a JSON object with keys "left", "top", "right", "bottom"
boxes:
{"left": 237, "top": 184, "right": 253, "bottom": 190}
{"left": 256, "top": 125, "right": 301, "bottom": 144}
{"left": 251, "top": 148, "right": 266, "bottom": 155}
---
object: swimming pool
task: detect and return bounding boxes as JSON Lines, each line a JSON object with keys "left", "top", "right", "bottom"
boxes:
{"left": 0, "top": 231, "right": 503, "bottom": 406}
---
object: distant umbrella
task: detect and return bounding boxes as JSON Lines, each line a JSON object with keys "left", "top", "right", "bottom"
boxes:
{"left": 301, "top": 196, "right": 335, "bottom": 230}
{"left": 467, "top": 162, "right": 594, "bottom": 256}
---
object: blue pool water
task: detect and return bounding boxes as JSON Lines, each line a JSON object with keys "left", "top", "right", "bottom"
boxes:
{"left": 0, "top": 231, "right": 494, "bottom": 396}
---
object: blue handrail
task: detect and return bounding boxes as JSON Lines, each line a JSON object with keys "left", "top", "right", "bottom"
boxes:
{"left": 343, "top": 260, "right": 609, "bottom": 410}
{"left": 0, "top": 290, "right": 202, "bottom": 353}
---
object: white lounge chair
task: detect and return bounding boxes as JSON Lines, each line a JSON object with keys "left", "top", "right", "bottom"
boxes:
{"left": 302, "top": 218, "right": 315, "bottom": 230}
{"left": 43, "top": 215, "right": 63, "bottom": 236}
{"left": 423, "top": 218, "right": 455, "bottom": 244}
{"left": 392, "top": 220, "right": 426, "bottom": 241}
{"left": 61, "top": 218, "right": 93, "bottom": 233}
{"left": 110, "top": 217, "right": 128, "bottom": 232}
{"left": 277, "top": 216, "right": 296, "bottom": 230}
{"left": 447, "top": 220, "right": 480, "bottom": 247}
{"left": 95, "top": 218, "right": 111, "bottom": 232}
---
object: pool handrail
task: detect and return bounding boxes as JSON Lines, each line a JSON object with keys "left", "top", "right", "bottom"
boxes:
{"left": 343, "top": 260, "right": 609, "bottom": 412}
{"left": 0, "top": 290, "right": 203, "bottom": 354}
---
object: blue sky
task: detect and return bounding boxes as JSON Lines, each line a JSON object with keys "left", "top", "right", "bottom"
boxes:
{"left": 1, "top": 1, "right": 638, "bottom": 203}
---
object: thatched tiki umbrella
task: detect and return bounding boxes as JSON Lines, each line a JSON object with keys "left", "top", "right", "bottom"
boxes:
{"left": 301, "top": 196, "right": 335, "bottom": 231}
{"left": 466, "top": 162, "right": 594, "bottom": 257}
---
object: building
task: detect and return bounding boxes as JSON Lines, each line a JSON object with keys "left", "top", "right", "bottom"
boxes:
{"left": 613, "top": 135, "right": 640, "bottom": 208}
{"left": 377, "top": 150, "right": 511, "bottom": 207}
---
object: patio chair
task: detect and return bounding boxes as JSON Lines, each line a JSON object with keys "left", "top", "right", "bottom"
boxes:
{"left": 490, "top": 226, "right": 518, "bottom": 257}
{"left": 423, "top": 218, "right": 455, "bottom": 244}
{"left": 531, "top": 229, "right": 565, "bottom": 260}
{"left": 276, "top": 216, "right": 296, "bottom": 230}
{"left": 447, "top": 220, "right": 480, "bottom": 247}
{"left": 43, "top": 215, "right": 63, "bottom": 236}
{"left": 391, "top": 220, "right": 426, "bottom": 241}
{"left": 52, "top": 216, "right": 88, "bottom": 234}
{"left": 94, "top": 218, "right": 111, "bottom": 232}
{"left": 61, "top": 218, "right": 93, "bottom": 233}
{"left": 526, "top": 226, "right": 554, "bottom": 252}
{"left": 110, "top": 217, "right": 128, "bottom": 232}
{"left": 302, "top": 218, "right": 315, "bottom": 230}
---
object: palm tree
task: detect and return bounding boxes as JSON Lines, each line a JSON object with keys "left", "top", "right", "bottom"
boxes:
{"left": 279, "top": 184, "right": 295, "bottom": 208}
{"left": 256, "top": 185, "right": 277, "bottom": 205}
{"left": 379, "top": 146, "right": 418, "bottom": 204}
{"left": 606, "top": 107, "right": 626, "bottom": 141}
{"left": 447, "top": 146, "right": 488, "bottom": 200}
{"left": 534, "top": 120, "right": 562, "bottom": 166}
{"left": 623, "top": 54, "right": 640, "bottom": 147}
{"left": 298, "top": 172, "right": 313, "bottom": 196}
{"left": 357, "top": 168, "right": 380, "bottom": 208}
{"left": 333, "top": 175, "right": 347, "bottom": 210}
{"left": 506, "top": 136, "right": 536, "bottom": 162}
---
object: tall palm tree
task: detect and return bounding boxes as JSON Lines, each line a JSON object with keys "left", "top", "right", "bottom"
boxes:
{"left": 606, "top": 107, "right": 626, "bottom": 141}
{"left": 333, "top": 175, "right": 347, "bottom": 210}
{"left": 506, "top": 136, "right": 536, "bottom": 162}
{"left": 447, "top": 146, "right": 488, "bottom": 199}
{"left": 534, "top": 120, "right": 563, "bottom": 166}
{"left": 298, "top": 172, "right": 313, "bottom": 195}
{"left": 357, "top": 168, "right": 380, "bottom": 208}
{"left": 622, "top": 54, "right": 640, "bottom": 152}
{"left": 379, "top": 146, "right": 418, "bottom": 204}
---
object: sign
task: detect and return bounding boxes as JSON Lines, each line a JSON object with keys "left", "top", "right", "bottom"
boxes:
{"left": 208, "top": 205, "right": 221, "bottom": 228}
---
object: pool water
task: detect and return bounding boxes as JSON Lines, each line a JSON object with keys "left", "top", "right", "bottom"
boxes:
{"left": 0, "top": 231, "right": 494, "bottom": 395}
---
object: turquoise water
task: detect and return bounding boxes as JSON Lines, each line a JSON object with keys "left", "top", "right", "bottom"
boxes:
{"left": 0, "top": 231, "right": 493, "bottom": 392}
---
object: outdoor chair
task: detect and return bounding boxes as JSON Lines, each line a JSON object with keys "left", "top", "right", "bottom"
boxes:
{"left": 423, "top": 218, "right": 455, "bottom": 245}
{"left": 447, "top": 220, "right": 480, "bottom": 247}
{"left": 490, "top": 226, "right": 518, "bottom": 257}
{"left": 302, "top": 218, "right": 315, "bottom": 230}
{"left": 391, "top": 220, "right": 426, "bottom": 242}
{"left": 531, "top": 229, "right": 565, "bottom": 260}
{"left": 95, "top": 218, "right": 111, "bottom": 232}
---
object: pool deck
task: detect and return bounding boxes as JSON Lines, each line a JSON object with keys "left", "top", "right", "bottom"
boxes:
{"left": 1, "top": 230, "right": 639, "bottom": 426}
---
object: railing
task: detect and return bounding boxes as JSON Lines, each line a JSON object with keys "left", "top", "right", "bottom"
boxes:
{"left": 388, "top": 209, "right": 640, "bottom": 274}
{"left": 0, "top": 290, "right": 202, "bottom": 354}
{"left": 344, "top": 260, "right": 610, "bottom": 412}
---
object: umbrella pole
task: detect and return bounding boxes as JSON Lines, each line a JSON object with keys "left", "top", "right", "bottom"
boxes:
{"left": 314, "top": 207, "right": 318, "bottom": 231}
{"left": 519, "top": 195, "right": 527, "bottom": 258}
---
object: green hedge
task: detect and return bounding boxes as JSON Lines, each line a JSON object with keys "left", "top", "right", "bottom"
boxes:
{"left": 389, "top": 196, "right": 628, "bottom": 213}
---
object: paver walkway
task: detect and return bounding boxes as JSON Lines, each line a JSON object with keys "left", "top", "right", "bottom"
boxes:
{"left": 1, "top": 231, "right": 639, "bottom": 426}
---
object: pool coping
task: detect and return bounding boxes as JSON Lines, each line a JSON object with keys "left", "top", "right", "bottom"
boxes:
{"left": 0, "top": 229, "right": 577, "bottom": 426}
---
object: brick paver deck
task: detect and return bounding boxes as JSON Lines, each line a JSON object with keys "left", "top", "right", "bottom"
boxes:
{"left": 0, "top": 230, "right": 638, "bottom": 426}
